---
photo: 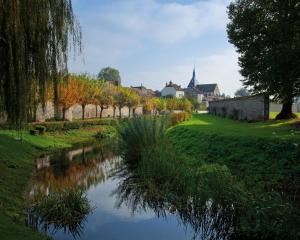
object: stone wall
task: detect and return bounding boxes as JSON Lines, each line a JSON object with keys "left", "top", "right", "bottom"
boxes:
{"left": 35, "top": 102, "right": 143, "bottom": 122}
{"left": 270, "top": 103, "right": 299, "bottom": 113}
{"left": 208, "top": 95, "right": 269, "bottom": 121}
{"left": 0, "top": 112, "right": 7, "bottom": 123}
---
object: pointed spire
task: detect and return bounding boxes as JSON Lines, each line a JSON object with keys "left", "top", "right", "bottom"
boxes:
{"left": 192, "top": 67, "right": 196, "bottom": 80}
{"left": 188, "top": 67, "right": 198, "bottom": 88}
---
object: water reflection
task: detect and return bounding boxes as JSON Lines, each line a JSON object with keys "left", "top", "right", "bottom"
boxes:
{"left": 26, "top": 142, "right": 121, "bottom": 238}
{"left": 27, "top": 143, "right": 118, "bottom": 204}
{"left": 25, "top": 142, "right": 234, "bottom": 240}
{"left": 113, "top": 166, "right": 235, "bottom": 240}
{"left": 27, "top": 190, "right": 92, "bottom": 238}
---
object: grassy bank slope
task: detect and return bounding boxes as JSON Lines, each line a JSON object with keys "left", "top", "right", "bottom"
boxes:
{"left": 167, "top": 114, "right": 300, "bottom": 238}
{"left": 168, "top": 114, "right": 300, "bottom": 187}
{"left": 0, "top": 126, "right": 110, "bottom": 240}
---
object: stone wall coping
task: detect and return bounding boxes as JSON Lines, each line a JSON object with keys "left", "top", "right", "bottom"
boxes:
{"left": 210, "top": 94, "right": 267, "bottom": 103}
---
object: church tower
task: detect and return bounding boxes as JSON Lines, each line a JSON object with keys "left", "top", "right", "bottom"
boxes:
{"left": 187, "top": 67, "right": 198, "bottom": 88}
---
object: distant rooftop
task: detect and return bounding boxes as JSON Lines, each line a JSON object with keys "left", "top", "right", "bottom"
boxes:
{"left": 165, "top": 81, "right": 183, "bottom": 91}
{"left": 196, "top": 84, "right": 218, "bottom": 93}
{"left": 131, "top": 85, "right": 155, "bottom": 97}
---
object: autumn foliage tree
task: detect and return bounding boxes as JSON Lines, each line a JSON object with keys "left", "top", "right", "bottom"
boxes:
{"left": 156, "top": 98, "right": 166, "bottom": 113}
{"left": 143, "top": 98, "right": 154, "bottom": 114}
{"left": 127, "top": 89, "right": 141, "bottom": 117}
{"left": 0, "top": 0, "right": 81, "bottom": 126}
{"left": 76, "top": 75, "right": 97, "bottom": 120}
{"left": 97, "top": 83, "right": 114, "bottom": 118}
{"left": 166, "top": 98, "right": 179, "bottom": 112}
{"left": 179, "top": 98, "right": 192, "bottom": 112}
{"left": 58, "top": 77, "right": 80, "bottom": 120}
{"left": 115, "top": 87, "right": 130, "bottom": 118}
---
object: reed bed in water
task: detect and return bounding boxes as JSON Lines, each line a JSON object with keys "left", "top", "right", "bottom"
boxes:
{"left": 27, "top": 190, "right": 92, "bottom": 237}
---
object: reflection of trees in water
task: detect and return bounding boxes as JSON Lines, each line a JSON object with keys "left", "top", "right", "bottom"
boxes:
{"left": 26, "top": 141, "right": 120, "bottom": 239}
{"left": 26, "top": 142, "right": 119, "bottom": 203}
{"left": 113, "top": 166, "right": 235, "bottom": 240}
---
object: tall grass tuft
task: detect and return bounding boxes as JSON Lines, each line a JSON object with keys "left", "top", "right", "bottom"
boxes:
{"left": 118, "top": 116, "right": 168, "bottom": 164}
{"left": 27, "top": 189, "right": 92, "bottom": 238}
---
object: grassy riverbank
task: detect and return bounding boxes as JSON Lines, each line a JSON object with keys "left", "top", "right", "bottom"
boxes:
{"left": 167, "top": 114, "right": 300, "bottom": 239}
{"left": 0, "top": 125, "right": 113, "bottom": 240}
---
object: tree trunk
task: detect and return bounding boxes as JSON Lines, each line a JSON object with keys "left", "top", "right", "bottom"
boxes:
{"left": 128, "top": 107, "right": 131, "bottom": 118}
{"left": 113, "top": 107, "right": 116, "bottom": 118}
{"left": 33, "top": 107, "right": 37, "bottom": 122}
{"left": 95, "top": 105, "right": 98, "bottom": 118}
{"left": 119, "top": 107, "right": 122, "bottom": 118}
{"left": 133, "top": 108, "right": 136, "bottom": 117}
{"left": 100, "top": 107, "right": 104, "bottom": 118}
{"left": 62, "top": 107, "right": 66, "bottom": 121}
{"left": 82, "top": 105, "right": 85, "bottom": 120}
{"left": 276, "top": 98, "right": 296, "bottom": 120}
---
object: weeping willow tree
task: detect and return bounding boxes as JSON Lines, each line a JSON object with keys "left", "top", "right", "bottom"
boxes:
{"left": 0, "top": 0, "right": 81, "bottom": 128}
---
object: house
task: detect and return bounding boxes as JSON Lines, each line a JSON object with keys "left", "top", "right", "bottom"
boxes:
{"left": 184, "top": 68, "right": 221, "bottom": 103}
{"left": 196, "top": 84, "right": 220, "bottom": 101}
{"left": 131, "top": 85, "right": 155, "bottom": 98}
{"left": 161, "top": 81, "right": 185, "bottom": 98}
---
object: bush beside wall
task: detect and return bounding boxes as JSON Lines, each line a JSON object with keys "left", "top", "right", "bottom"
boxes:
{"left": 169, "top": 112, "right": 191, "bottom": 126}
{"left": 0, "top": 118, "right": 117, "bottom": 131}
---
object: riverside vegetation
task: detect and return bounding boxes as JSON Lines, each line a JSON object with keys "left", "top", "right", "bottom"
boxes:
{"left": 0, "top": 121, "right": 116, "bottom": 240}
{"left": 118, "top": 114, "right": 300, "bottom": 240}
{"left": 0, "top": 113, "right": 299, "bottom": 239}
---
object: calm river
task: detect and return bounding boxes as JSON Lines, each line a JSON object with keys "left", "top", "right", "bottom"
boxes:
{"left": 25, "top": 143, "right": 197, "bottom": 240}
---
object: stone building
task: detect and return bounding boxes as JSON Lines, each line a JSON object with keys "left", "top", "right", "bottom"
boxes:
{"left": 184, "top": 68, "right": 221, "bottom": 103}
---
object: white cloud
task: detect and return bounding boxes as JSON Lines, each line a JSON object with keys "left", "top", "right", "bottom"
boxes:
{"left": 93, "top": 0, "right": 229, "bottom": 44}
{"left": 69, "top": 0, "right": 241, "bottom": 95}
{"left": 124, "top": 49, "right": 242, "bottom": 96}
{"left": 70, "top": 0, "right": 231, "bottom": 69}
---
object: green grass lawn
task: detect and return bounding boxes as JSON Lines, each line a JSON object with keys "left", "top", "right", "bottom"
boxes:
{"left": 270, "top": 111, "right": 300, "bottom": 119}
{"left": 167, "top": 114, "right": 300, "bottom": 238}
{"left": 0, "top": 126, "right": 109, "bottom": 240}
{"left": 170, "top": 113, "right": 300, "bottom": 140}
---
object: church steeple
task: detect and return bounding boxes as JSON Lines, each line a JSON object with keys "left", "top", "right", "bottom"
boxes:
{"left": 187, "top": 67, "right": 198, "bottom": 88}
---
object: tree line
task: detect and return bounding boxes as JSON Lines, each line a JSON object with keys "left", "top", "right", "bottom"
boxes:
{"left": 43, "top": 74, "right": 192, "bottom": 121}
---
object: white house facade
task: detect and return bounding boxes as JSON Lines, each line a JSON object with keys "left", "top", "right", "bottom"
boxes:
{"left": 161, "top": 81, "right": 185, "bottom": 99}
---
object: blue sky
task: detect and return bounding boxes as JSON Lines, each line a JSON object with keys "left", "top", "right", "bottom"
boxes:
{"left": 69, "top": 0, "right": 242, "bottom": 96}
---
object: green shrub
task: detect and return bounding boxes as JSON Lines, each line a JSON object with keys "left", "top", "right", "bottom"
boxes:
{"left": 0, "top": 123, "right": 30, "bottom": 130}
{"left": 29, "top": 129, "right": 39, "bottom": 135}
{"left": 169, "top": 112, "right": 191, "bottom": 126}
{"left": 36, "top": 121, "right": 65, "bottom": 131}
{"left": 31, "top": 118, "right": 117, "bottom": 132}
{"left": 35, "top": 125, "right": 46, "bottom": 135}
{"left": 95, "top": 126, "right": 117, "bottom": 139}
{"left": 64, "top": 121, "right": 81, "bottom": 130}
{"left": 118, "top": 116, "right": 168, "bottom": 164}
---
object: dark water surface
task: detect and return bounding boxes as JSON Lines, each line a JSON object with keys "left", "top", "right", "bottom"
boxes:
{"left": 25, "top": 144, "right": 196, "bottom": 240}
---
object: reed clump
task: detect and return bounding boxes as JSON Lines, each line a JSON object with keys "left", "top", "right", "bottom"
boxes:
{"left": 28, "top": 189, "right": 92, "bottom": 237}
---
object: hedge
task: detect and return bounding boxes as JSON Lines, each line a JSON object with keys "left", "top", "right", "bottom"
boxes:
{"left": 0, "top": 118, "right": 118, "bottom": 132}
{"left": 169, "top": 112, "right": 191, "bottom": 126}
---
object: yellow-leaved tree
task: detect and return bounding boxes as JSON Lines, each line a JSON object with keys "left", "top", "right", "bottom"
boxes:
{"left": 58, "top": 77, "right": 80, "bottom": 120}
